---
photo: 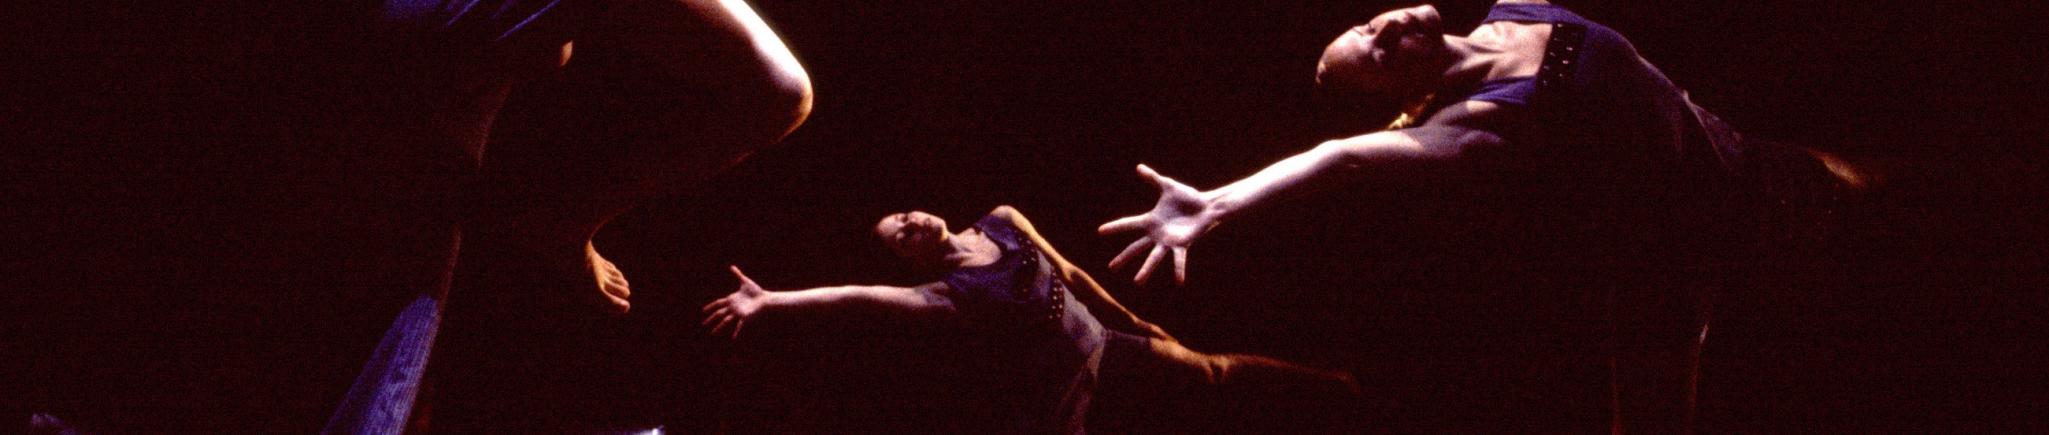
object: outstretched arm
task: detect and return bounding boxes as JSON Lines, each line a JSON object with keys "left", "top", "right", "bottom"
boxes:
{"left": 1099, "top": 103, "right": 1508, "bottom": 285}
{"left": 700, "top": 266, "right": 955, "bottom": 339}
{"left": 1203, "top": 123, "right": 1505, "bottom": 221}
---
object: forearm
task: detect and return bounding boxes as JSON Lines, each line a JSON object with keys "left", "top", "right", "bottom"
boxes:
{"left": 766, "top": 285, "right": 953, "bottom": 317}
{"left": 1206, "top": 131, "right": 1449, "bottom": 220}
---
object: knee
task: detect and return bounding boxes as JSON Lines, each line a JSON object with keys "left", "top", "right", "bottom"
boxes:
{"left": 597, "top": 0, "right": 814, "bottom": 142}
{"left": 755, "top": 59, "right": 812, "bottom": 140}
{"left": 700, "top": 0, "right": 813, "bottom": 140}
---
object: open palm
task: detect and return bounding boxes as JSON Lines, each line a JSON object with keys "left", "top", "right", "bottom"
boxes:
{"left": 1098, "top": 164, "right": 1220, "bottom": 285}
{"left": 701, "top": 265, "right": 770, "bottom": 339}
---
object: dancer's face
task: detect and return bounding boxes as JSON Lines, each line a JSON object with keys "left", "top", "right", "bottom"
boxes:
{"left": 1316, "top": 5, "right": 1449, "bottom": 99}
{"left": 875, "top": 211, "right": 951, "bottom": 266}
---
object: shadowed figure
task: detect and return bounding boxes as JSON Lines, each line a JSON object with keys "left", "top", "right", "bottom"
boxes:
{"left": 1099, "top": 1, "right": 1861, "bottom": 433}
{"left": 702, "top": 206, "right": 1359, "bottom": 433}
{"left": 417, "top": 0, "right": 812, "bottom": 432}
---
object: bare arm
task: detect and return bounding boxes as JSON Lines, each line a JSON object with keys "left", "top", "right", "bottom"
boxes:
{"left": 761, "top": 284, "right": 955, "bottom": 316}
{"left": 700, "top": 266, "right": 954, "bottom": 338}
{"left": 1203, "top": 123, "right": 1505, "bottom": 222}
{"left": 1100, "top": 102, "right": 1508, "bottom": 284}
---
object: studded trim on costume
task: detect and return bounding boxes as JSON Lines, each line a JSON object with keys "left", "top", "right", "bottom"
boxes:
{"left": 1016, "top": 237, "right": 1067, "bottom": 324}
{"left": 1537, "top": 23, "right": 1587, "bottom": 92}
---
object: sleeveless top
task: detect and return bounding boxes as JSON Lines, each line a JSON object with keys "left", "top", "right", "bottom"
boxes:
{"left": 1433, "top": 2, "right": 1743, "bottom": 177}
{"left": 1420, "top": 2, "right": 1755, "bottom": 271}
{"left": 1405, "top": 3, "right": 1747, "bottom": 432}
{"left": 944, "top": 213, "right": 1107, "bottom": 434}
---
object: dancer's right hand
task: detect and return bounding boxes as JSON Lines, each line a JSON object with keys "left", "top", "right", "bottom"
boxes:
{"left": 1099, "top": 164, "right": 1221, "bottom": 286}
{"left": 701, "top": 265, "right": 772, "bottom": 340}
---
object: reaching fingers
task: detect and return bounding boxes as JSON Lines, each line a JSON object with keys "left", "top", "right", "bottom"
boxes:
{"left": 1172, "top": 246, "right": 1189, "bottom": 285}
{"left": 729, "top": 321, "right": 745, "bottom": 340}
{"left": 701, "top": 297, "right": 729, "bottom": 314}
{"left": 711, "top": 314, "right": 738, "bottom": 338}
{"left": 701, "top": 307, "right": 730, "bottom": 327}
{"left": 729, "top": 265, "right": 754, "bottom": 286}
{"left": 1159, "top": 175, "right": 1195, "bottom": 195}
{"left": 1109, "top": 237, "right": 1154, "bottom": 270}
{"left": 1134, "top": 245, "right": 1167, "bottom": 285}
{"left": 1138, "top": 164, "right": 1187, "bottom": 192}
{"left": 1098, "top": 215, "right": 1150, "bottom": 235}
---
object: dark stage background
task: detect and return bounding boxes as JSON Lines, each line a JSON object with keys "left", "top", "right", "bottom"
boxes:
{"left": 6, "top": 0, "right": 2046, "bottom": 433}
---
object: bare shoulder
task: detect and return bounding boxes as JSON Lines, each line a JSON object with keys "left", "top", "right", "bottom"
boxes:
{"left": 989, "top": 205, "right": 1047, "bottom": 245}
{"left": 988, "top": 205, "right": 1026, "bottom": 224}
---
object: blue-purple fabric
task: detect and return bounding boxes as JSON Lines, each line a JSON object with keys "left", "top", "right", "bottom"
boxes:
{"left": 944, "top": 213, "right": 1057, "bottom": 322}
{"left": 943, "top": 212, "right": 1107, "bottom": 434}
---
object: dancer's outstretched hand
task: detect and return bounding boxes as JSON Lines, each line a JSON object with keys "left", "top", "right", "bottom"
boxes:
{"left": 701, "top": 265, "right": 772, "bottom": 340}
{"left": 1099, "top": 164, "right": 1220, "bottom": 286}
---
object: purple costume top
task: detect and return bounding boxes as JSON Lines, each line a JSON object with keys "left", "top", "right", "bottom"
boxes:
{"left": 944, "top": 212, "right": 1107, "bottom": 434}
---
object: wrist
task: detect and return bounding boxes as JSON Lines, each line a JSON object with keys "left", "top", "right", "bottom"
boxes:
{"left": 758, "top": 291, "right": 788, "bottom": 310}
{"left": 1200, "top": 188, "right": 1236, "bottom": 222}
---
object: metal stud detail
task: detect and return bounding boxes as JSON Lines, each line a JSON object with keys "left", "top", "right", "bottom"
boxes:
{"left": 1538, "top": 23, "right": 1587, "bottom": 93}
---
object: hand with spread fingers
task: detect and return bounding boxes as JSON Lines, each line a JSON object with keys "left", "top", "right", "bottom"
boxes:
{"left": 1098, "top": 164, "right": 1222, "bottom": 286}
{"left": 701, "top": 265, "right": 773, "bottom": 340}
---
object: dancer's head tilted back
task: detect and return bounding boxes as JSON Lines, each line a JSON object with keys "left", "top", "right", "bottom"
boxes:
{"left": 1315, "top": 4, "right": 1455, "bottom": 104}
{"left": 874, "top": 211, "right": 954, "bottom": 270}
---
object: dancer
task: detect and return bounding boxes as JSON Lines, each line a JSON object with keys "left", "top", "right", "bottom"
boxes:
{"left": 1098, "top": 1, "right": 1846, "bottom": 433}
{"left": 7, "top": 0, "right": 811, "bottom": 431}
{"left": 457, "top": 0, "right": 814, "bottom": 315}
{"left": 703, "top": 206, "right": 1359, "bottom": 433}
{"left": 423, "top": 0, "right": 813, "bottom": 431}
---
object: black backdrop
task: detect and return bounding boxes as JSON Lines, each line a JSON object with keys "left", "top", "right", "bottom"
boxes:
{"left": 589, "top": 1, "right": 2047, "bottom": 432}
{"left": 5, "top": 0, "right": 2045, "bottom": 433}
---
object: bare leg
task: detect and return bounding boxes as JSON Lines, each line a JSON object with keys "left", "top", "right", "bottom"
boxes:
{"left": 1092, "top": 331, "right": 1362, "bottom": 432}
{"left": 420, "top": 1, "right": 810, "bottom": 431}
{"left": 1070, "top": 272, "right": 1176, "bottom": 341}
{"left": 1130, "top": 334, "right": 1359, "bottom": 397}
{"left": 467, "top": 0, "right": 811, "bottom": 314}
{"left": 1002, "top": 209, "right": 1177, "bottom": 341}
{"left": 1608, "top": 283, "right": 1713, "bottom": 435}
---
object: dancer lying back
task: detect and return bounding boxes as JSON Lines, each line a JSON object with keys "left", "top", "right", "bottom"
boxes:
{"left": 703, "top": 206, "right": 1358, "bottom": 433}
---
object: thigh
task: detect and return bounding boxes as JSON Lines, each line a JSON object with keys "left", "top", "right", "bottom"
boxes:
{"left": 478, "top": 0, "right": 809, "bottom": 205}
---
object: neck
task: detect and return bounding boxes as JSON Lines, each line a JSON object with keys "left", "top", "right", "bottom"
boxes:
{"left": 939, "top": 233, "right": 969, "bottom": 265}
{"left": 1437, "top": 35, "right": 1507, "bottom": 90}
{"left": 940, "top": 229, "right": 1003, "bottom": 268}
